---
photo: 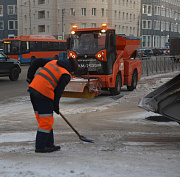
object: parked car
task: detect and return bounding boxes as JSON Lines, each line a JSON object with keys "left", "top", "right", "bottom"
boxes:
{"left": 144, "top": 49, "right": 153, "bottom": 57}
{"left": 152, "top": 48, "right": 161, "bottom": 56}
{"left": 137, "top": 49, "right": 146, "bottom": 57}
{"left": 0, "top": 52, "right": 21, "bottom": 81}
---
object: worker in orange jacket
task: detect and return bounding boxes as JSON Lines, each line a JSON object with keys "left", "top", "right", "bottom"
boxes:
{"left": 26, "top": 58, "right": 78, "bottom": 153}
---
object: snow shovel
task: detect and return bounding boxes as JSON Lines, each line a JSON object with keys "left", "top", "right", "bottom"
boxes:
{"left": 59, "top": 111, "right": 94, "bottom": 143}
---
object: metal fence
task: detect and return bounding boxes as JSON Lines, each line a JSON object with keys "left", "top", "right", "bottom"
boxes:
{"left": 141, "top": 56, "right": 180, "bottom": 76}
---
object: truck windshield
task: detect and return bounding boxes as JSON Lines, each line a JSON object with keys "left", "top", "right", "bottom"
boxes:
{"left": 4, "top": 40, "right": 20, "bottom": 55}
{"left": 71, "top": 32, "right": 106, "bottom": 55}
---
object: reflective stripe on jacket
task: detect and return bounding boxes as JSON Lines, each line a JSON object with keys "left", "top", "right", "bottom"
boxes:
{"left": 29, "top": 60, "right": 70, "bottom": 100}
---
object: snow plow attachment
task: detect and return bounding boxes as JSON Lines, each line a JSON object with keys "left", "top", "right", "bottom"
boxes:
{"left": 62, "top": 77, "right": 102, "bottom": 99}
{"left": 138, "top": 73, "right": 180, "bottom": 123}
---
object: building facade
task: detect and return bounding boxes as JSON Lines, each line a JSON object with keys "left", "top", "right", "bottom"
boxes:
{"left": 0, "top": 0, "right": 18, "bottom": 41}
{"left": 17, "top": 0, "right": 141, "bottom": 39}
{"left": 140, "top": 0, "right": 180, "bottom": 49}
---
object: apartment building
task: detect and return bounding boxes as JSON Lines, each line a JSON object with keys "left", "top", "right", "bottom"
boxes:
{"left": 140, "top": 0, "right": 180, "bottom": 48}
{"left": 0, "top": 0, "right": 18, "bottom": 41}
{"left": 17, "top": 0, "right": 141, "bottom": 39}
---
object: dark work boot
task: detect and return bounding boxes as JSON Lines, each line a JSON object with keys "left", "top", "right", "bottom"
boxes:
{"left": 35, "top": 146, "right": 56, "bottom": 153}
{"left": 46, "top": 144, "right": 61, "bottom": 151}
{"left": 46, "top": 129, "right": 61, "bottom": 151}
{"left": 35, "top": 131, "right": 50, "bottom": 153}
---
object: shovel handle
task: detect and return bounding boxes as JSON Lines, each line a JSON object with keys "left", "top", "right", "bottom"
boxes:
{"left": 59, "top": 112, "right": 81, "bottom": 138}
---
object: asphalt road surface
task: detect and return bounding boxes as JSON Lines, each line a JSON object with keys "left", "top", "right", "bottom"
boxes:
{"left": 0, "top": 65, "right": 180, "bottom": 177}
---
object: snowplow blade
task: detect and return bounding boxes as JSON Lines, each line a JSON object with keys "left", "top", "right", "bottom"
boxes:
{"left": 62, "top": 77, "right": 101, "bottom": 99}
{"left": 138, "top": 73, "right": 180, "bottom": 123}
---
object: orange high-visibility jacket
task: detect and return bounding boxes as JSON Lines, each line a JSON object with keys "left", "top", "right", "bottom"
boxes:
{"left": 29, "top": 60, "right": 70, "bottom": 100}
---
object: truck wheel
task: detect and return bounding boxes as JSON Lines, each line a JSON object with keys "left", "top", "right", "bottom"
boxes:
{"left": 127, "top": 70, "right": 138, "bottom": 91}
{"left": 9, "top": 67, "right": 20, "bottom": 81}
{"left": 110, "top": 73, "right": 122, "bottom": 95}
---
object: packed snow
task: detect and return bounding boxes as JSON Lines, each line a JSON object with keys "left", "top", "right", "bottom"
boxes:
{"left": 0, "top": 72, "right": 180, "bottom": 177}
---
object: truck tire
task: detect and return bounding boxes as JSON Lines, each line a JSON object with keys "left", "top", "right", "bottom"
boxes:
{"left": 110, "top": 73, "right": 122, "bottom": 95}
{"left": 127, "top": 70, "right": 138, "bottom": 91}
{"left": 9, "top": 67, "right": 20, "bottom": 81}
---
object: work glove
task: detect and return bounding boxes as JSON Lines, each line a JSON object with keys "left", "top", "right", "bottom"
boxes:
{"left": 26, "top": 77, "right": 33, "bottom": 84}
{"left": 54, "top": 107, "right": 60, "bottom": 114}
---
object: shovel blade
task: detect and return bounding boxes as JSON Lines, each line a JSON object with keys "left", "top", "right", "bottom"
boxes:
{"left": 79, "top": 135, "right": 94, "bottom": 143}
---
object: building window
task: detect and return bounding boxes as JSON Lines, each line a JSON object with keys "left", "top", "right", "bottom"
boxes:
{"left": 166, "top": 8, "right": 170, "bottom": 17}
{"left": 133, "top": 1, "right": 135, "bottom": 8}
{"left": 0, "top": 5, "right": 3, "bottom": 16}
{"left": 126, "top": 26, "right": 128, "bottom": 33}
{"left": 25, "top": 15, "right": 27, "bottom": 22}
{"left": 171, "top": 23, "right": 174, "bottom": 32}
{"left": 161, "top": 7, "right": 165, "bottom": 16}
{"left": 82, "top": 8, "right": 86, "bottom": 16}
{"left": 81, "top": 23, "right": 86, "bottom": 28}
{"left": 47, "top": 11, "right": 49, "bottom": 18}
{"left": 92, "top": 23, "right": 96, "bottom": 28}
{"left": 70, "top": 8, "right": 75, "bottom": 16}
{"left": 25, "top": 28, "right": 27, "bottom": 35}
{"left": 33, "top": 27, "right": 35, "bottom": 34}
{"left": 126, "top": 13, "right": 128, "bottom": 20}
{"left": 133, "top": 27, "right": 135, "bottom": 35}
{"left": 153, "top": 35, "right": 160, "bottom": 48}
{"left": 174, "top": 24, "right": 178, "bottom": 32}
{"left": 38, "top": 0, "right": 45, "bottom": 5}
{"left": 142, "top": 35, "right": 151, "bottom": 48}
{"left": 122, "top": 26, "right": 124, "bottom": 33}
{"left": 122, "top": 0, "right": 125, "bottom": 6}
{"left": 178, "top": 24, "right": 180, "bottom": 33}
{"left": 130, "top": 27, "right": 132, "bottom": 34}
{"left": 142, "top": 4, "right": 152, "bottom": 16}
{"left": 15, "top": 21, "right": 18, "bottom": 29}
{"left": 8, "top": 20, "right": 17, "bottom": 30}
{"left": 122, "top": 12, "right": 125, "bottom": 19}
{"left": 115, "top": 11, "right": 117, "bottom": 18}
{"left": 8, "top": 5, "right": 17, "bottom": 15}
{"left": 92, "top": 8, "right": 96, "bottom": 16}
{"left": 126, "top": 0, "right": 128, "bottom": 7}
{"left": 0, "top": 21, "right": 4, "bottom": 30}
{"left": 38, "top": 25, "right": 45, "bottom": 32}
{"left": 154, "top": 20, "right": 160, "bottom": 30}
{"left": 38, "top": 11, "right": 45, "bottom": 19}
{"left": 33, "top": 0, "right": 35, "bottom": 7}
{"left": 161, "top": 21, "right": 165, "bottom": 31}
{"left": 8, "top": 34, "right": 15, "bottom": 39}
{"left": 166, "top": 22, "right": 169, "bottom": 31}
{"left": 101, "top": 8, "right": 104, "bottom": 16}
{"left": 142, "top": 20, "right": 152, "bottom": 29}
{"left": 130, "top": 0, "right": 132, "bottom": 7}
{"left": 154, "top": 6, "right": 160, "bottom": 15}
{"left": 133, "top": 14, "right": 135, "bottom": 20}
{"left": 130, "top": 14, "right": 132, "bottom": 21}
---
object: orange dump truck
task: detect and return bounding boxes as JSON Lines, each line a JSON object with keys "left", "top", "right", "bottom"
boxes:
{"left": 63, "top": 24, "right": 141, "bottom": 99}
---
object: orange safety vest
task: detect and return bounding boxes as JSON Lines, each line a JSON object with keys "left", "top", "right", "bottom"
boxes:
{"left": 29, "top": 60, "right": 70, "bottom": 100}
